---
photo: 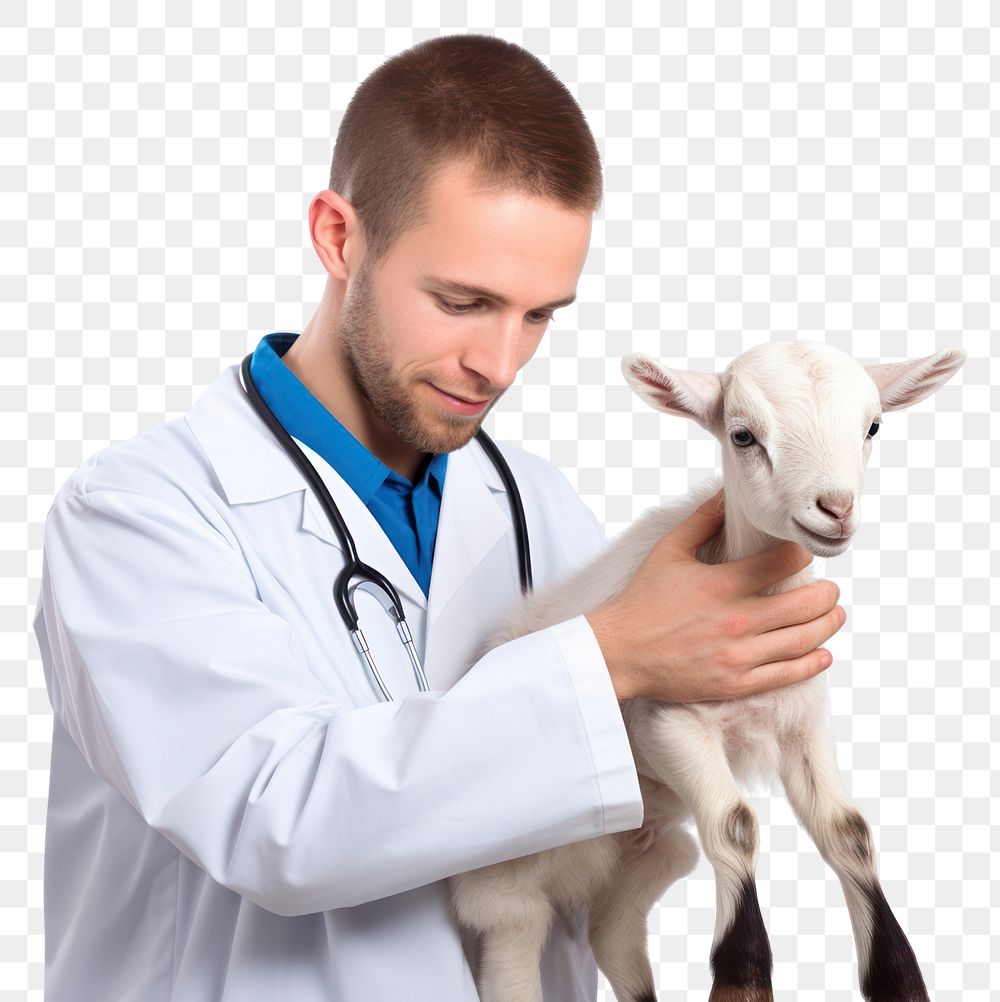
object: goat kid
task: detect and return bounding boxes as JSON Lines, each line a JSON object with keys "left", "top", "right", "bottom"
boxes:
{"left": 448, "top": 340, "right": 966, "bottom": 1002}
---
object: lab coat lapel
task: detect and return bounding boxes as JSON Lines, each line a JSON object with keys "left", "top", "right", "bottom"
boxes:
{"left": 186, "top": 363, "right": 427, "bottom": 609}
{"left": 297, "top": 438, "right": 513, "bottom": 696}
{"left": 425, "top": 443, "right": 510, "bottom": 629}
{"left": 420, "top": 442, "right": 514, "bottom": 692}
{"left": 293, "top": 437, "right": 426, "bottom": 610}
{"left": 278, "top": 409, "right": 514, "bottom": 632}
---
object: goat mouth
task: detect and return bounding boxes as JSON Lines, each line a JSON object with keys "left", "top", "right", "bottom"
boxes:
{"left": 793, "top": 519, "right": 852, "bottom": 546}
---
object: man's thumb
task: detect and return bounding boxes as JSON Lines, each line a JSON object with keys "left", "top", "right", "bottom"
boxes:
{"left": 671, "top": 488, "right": 725, "bottom": 553}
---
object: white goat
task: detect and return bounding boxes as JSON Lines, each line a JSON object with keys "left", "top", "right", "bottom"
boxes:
{"left": 448, "top": 340, "right": 966, "bottom": 1002}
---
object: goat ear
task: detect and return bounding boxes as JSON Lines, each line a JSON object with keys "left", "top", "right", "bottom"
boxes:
{"left": 865, "top": 347, "right": 967, "bottom": 413}
{"left": 621, "top": 352, "right": 723, "bottom": 434}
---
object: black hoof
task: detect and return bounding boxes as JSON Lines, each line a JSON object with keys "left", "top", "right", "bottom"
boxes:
{"left": 708, "top": 988, "right": 773, "bottom": 1001}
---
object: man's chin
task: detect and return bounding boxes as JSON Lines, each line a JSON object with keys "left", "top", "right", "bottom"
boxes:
{"left": 411, "top": 383, "right": 504, "bottom": 453}
{"left": 430, "top": 424, "right": 484, "bottom": 455}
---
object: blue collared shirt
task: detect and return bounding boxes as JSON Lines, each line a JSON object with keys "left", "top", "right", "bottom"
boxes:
{"left": 249, "top": 332, "right": 449, "bottom": 598}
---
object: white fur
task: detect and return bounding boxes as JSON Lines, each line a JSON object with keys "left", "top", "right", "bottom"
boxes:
{"left": 448, "top": 340, "right": 965, "bottom": 1002}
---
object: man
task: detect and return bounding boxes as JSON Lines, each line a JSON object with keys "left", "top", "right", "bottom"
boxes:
{"left": 34, "top": 33, "right": 843, "bottom": 1001}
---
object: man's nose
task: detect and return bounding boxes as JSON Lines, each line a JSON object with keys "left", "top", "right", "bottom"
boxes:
{"left": 467, "top": 315, "right": 528, "bottom": 391}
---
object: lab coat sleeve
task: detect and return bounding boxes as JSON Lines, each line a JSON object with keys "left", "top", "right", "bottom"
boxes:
{"left": 37, "top": 483, "right": 643, "bottom": 917}
{"left": 533, "top": 463, "right": 646, "bottom": 837}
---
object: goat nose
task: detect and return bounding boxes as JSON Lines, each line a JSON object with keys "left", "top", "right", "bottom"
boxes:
{"left": 816, "top": 491, "right": 854, "bottom": 522}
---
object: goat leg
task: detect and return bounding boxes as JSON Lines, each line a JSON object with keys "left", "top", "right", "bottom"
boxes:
{"left": 449, "top": 865, "right": 556, "bottom": 1002}
{"left": 777, "top": 722, "right": 930, "bottom": 1002}
{"left": 628, "top": 701, "right": 774, "bottom": 1001}
{"left": 588, "top": 777, "right": 699, "bottom": 1002}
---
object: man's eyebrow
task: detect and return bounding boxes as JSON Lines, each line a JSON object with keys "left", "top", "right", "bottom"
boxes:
{"left": 419, "top": 273, "right": 576, "bottom": 310}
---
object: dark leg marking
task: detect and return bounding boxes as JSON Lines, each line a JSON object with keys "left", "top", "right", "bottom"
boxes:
{"left": 723, "top": 802, "right": 757, "bottom": 857}
{"left": 858, "top": 879, "right": 929, "bottom": 1002}
{"left": 836, "top": 808, "right": 875, "bottom": 864}
{"left": 709, "top": 875, "right": 773, "bottom": 993}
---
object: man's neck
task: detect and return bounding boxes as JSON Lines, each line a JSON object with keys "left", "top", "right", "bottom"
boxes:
{"left": 280, "top": 329, "right": 427, "bottom": 484}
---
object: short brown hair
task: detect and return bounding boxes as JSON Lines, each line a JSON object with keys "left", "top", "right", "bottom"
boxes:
{"left": 329, "top": 33, "right": 603, "bottom": 268}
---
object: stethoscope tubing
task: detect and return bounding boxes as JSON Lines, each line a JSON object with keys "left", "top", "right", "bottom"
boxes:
{"left": 238, "top": 351, "right": 532, "bottom": 701}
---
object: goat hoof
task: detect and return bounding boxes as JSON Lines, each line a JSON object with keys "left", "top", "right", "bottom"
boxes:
{"left": 708, "top": 985, "right": 773, "bottom": 1001}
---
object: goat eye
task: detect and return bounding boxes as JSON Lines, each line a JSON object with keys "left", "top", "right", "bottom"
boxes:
{"left": 867, "top": 422, "right": 880, "bottom": 438}
{"left": 731, "top": 429, "right": 755, "bottom": 448}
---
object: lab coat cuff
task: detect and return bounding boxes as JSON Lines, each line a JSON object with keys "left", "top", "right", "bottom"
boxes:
{"left": 550, "top": 615, "right": 644, "bottom": 835}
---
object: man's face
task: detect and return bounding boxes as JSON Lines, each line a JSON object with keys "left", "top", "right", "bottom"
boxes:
{"left": 337, "top": 158, "right": 593, "bottom": 460}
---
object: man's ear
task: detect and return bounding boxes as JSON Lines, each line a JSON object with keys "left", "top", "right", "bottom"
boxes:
{"left": 621, "top": 352, "right": 724, "bottom": 435}
{"left": 308, "top": 189, "right": 360, "bottom": 282}
{"left": 865, "top": 347, "right": 967, "bottom": 413}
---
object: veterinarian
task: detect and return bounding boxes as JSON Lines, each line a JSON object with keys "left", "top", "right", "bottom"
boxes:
{"left": 33, "top": 34, "right": 846, "bottom": 1002}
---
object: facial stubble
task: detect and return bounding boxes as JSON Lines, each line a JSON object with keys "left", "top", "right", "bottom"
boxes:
{"left": 337, "top": 261, "right": 501, "bottom": 462}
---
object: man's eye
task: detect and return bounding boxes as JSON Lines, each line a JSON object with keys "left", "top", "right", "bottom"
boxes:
{"left": 437, "top": 298, "right": 553, "bottom": 325}
{"left": 439, "top": 299, "right": 478, "bottom": 314}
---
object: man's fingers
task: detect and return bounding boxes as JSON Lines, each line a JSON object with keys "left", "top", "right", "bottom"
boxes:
{"left": 740, "top": 579, "right": 842, "bottom": 635}
{"left": 743, "top": 603, "right": 845, "bottom": 674}
{"left": 737, "top": 647, "right": 833, "bottom": 697}
{"left": 669, "top": 489, "right": 725, "bottom": 555}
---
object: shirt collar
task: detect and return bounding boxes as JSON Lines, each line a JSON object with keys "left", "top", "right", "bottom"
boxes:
{"left": 248, "top": 331, "right": 448, "bottom": 504}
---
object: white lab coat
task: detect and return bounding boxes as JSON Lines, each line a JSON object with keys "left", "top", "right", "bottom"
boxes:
{"left": 33, "top": 361, "right": 645, "bottom": 1002}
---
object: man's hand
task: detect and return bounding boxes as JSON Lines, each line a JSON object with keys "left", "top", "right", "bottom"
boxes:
{"left": 584, "top": 489, "right": 846, "bottom": 703}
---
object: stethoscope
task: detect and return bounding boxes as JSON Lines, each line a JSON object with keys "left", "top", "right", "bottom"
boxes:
{"left": 238, "top": 352, "right": 533, "bottom": 702}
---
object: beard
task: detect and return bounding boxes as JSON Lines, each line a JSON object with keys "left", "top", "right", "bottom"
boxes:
{"left": 336, "top": 260, "right": 503, "bottom": 459}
